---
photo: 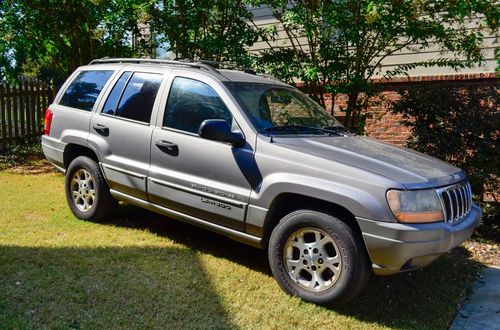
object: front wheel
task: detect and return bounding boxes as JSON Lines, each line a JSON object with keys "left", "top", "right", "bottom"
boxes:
{"left": 268, "top": 210, "right": 371, "bottom": 307}
{"left": 65, "top": 156, "right": 117, "bottom": 221}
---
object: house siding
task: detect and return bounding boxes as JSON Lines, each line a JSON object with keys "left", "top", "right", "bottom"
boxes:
{"left": 247, "top": 5, "right": 498, "bottom": 77}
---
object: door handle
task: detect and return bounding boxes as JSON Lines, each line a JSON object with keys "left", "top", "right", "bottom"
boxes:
{"left": 156, "top": 140, "right": 179, "bottom": 155}
{"left": 92, "top": 124, "right": 109, "bottom": 136}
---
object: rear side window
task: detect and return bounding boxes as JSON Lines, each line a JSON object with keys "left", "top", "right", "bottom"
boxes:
{"left": 60, "top": 70, "right": 114, "bottom": 111}
{"left": 102, "top": 72, "right": 162, "bottom": 123}
{"left": 163, "top": 77, "right": 232, "bottom": 134}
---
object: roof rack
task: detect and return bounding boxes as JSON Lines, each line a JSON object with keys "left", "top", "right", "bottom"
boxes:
{"left": 185, "top": 59, "right": 257, "bottom": 75}
{"left": 88, "top": 57, "right": 219, "bottom": 73}
{"left": 88, "top": 57, "right": 277, "bottom": 80}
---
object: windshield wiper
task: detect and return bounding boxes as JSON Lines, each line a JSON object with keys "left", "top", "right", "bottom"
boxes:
{"left": 262, "top": 125, "right": 342, "bottom": 136}
{"left": 322, "top": 125, "right": 354, "bottom": 136}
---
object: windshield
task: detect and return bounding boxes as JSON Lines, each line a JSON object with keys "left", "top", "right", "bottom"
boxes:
{"left": 224, "top": 82, "right": 346, "bottom": 135}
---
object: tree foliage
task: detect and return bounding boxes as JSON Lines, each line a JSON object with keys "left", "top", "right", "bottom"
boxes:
{"left": 150, "top": 0, "right": 261, "bottom": 66}
{"left": 252, "top": 0, "right": 499, "bottom": 130}
{"left": 1, "top": 0, "right": 498, "bottom": 116}
{"left": 0, "top": 0, "right": 263, "bottom": 83}
{"left": 391, "top": 85, "right": 499, "bottom": 207}
{"left": 0, "top": 0, "right": 153, "bottom": 85}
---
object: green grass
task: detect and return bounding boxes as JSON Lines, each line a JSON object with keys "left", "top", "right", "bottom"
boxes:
{"left": 0, "top": 171, "right": 483, "bottom": 329}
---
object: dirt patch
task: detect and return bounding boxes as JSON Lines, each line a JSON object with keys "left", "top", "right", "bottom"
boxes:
{"left": 5, "top": 159, "right": 57, "bottom": 175}
{"left": 463, "top": 241, "right": 500, "bottom": 266}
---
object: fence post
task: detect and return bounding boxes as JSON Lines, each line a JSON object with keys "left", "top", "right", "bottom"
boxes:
{"left": 0, "top": 84, "right": 6, "bottom": 150}
{"left": 12, "top": 84, "right": 19, "bottom": 139}
{"left": 5, "top": 84, "right": 13, "bottom": 144}
{"left": 19, "top": 81, "right": 25, "bottom": 138}
{"left": 35, "top": 81, "right": 42, "bottom": 134}
{"left": 24, "top": 80, "right": 31, "bottom": 140}
{"left": 30, "top": 80, "right": 37, "bottom": 140}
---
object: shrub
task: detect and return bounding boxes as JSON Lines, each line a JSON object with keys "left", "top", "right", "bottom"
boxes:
{"left": 0, "top": 139, "right": 43, "bottom": 170}
{"left": 390, "top": 85, "right": 499, "bottom": 216}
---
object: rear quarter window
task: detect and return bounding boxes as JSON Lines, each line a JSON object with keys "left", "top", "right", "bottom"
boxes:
{"left": 60, "top": 70, "right": 114, "bottom": 111}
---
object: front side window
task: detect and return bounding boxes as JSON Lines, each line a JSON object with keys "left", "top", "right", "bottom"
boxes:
{"left": 102, "top": 72, "right": 162, "bottom": 123}
{"left": 60, "top": 70, "right": 114, "bottom": 111}
{"left": 163, "top": 77, "right": 233, "bottom": 134}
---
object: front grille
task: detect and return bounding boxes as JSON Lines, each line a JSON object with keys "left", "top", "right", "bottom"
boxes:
{"left": 437, "top": 181, "right": 472, "bottom": 224}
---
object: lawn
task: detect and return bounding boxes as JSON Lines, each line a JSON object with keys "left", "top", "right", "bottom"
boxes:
{"left": 0, "top": 170, "right": 487, "bottom": 329}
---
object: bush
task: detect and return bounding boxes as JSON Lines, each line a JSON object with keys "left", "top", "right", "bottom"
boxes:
{"left": 0, "top": 140, "right": 43, "bottom": 170}
{"left": 390, "top": 85, "right": 499, "bottom": 217}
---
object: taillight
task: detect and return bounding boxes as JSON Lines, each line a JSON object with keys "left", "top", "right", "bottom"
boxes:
{"left": 44, "top": 108, "right": 53, "bottom": 135}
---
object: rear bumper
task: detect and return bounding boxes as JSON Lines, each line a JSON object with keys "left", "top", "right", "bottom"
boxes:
{"left": 357, "top": 204, "right": 482, "bottom": 275}
{"left": 41, "top": 135, "right": 66, "bottom": 173}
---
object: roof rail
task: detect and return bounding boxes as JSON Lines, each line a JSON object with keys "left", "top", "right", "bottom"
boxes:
{"left": 88, "top": 57, "right": 219, "bottom": 73}
{"left": 187, "top": 60, "right": 257, "bottom": 75}
{"left": 189, "top": 60, "right": 278, "bottom": 80}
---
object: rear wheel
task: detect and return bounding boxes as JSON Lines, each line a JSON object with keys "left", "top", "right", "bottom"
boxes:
{"left": 65, "top": 156, "right": 117, "bottom": 221}
{"left": 268, "top": 210, "right": 371, "bottom": 306}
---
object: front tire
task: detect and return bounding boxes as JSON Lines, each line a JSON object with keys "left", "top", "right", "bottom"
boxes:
{"left": 268, "top": 210, "right": 371, "bottom": 306}
{"left": 65, "top": 156, "right": 117, "bottom": 221}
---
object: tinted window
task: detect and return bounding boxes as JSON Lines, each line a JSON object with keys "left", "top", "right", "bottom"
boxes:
{"left": 60, "top": 70, "right": 114, "bottom": 111}
{"left": 164, "top": 77, "right": 232, "bottom": 134}
{"left": 102, "top": 72, "right": 132, "bottom": 115}
{"left": 115, "top": 72, "right": 163, "bottom": 123}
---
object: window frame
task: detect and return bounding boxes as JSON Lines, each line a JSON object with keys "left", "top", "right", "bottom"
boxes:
{"left": 161, "top": 75, "right": 242, "bottom": 138}
{"left": 56, "top": 68, "right": 117, "bottom": 113}
{"left": 98, "top": 70, "right": 166, "bottom": 126}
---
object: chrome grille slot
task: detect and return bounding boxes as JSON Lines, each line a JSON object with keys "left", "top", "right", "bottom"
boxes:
{"left": 437, "top": 182, "right": 473, "bottom": 224}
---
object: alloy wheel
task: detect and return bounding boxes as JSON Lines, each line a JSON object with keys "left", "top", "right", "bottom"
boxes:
{"left": 70, "top": 169, "right": 96, "bottom": 212}
{"left": 284, "top": 227, "right": 342, "bottom": 292}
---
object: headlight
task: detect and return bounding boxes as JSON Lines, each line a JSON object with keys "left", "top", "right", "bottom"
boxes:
{"left": 386, "top": 189, "right": 443, "bottom": 223}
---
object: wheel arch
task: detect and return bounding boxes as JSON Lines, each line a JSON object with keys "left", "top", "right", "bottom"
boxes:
{"left": 261, "top": 193, "right": 364, "bottom": 249}
{"left": 63, "top": 143, "right": 100, "bottom": 169}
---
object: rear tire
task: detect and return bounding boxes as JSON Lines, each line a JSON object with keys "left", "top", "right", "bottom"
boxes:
{"left": 268, "top": 210, "right": 371, "bottom": 307}
{"left": 65, "top": 156, "right": 117, "bottom": 221}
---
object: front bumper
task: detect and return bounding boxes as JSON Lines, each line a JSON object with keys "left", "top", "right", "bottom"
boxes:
{"left": 357, "top": 204, "right": 482, "bottom": 275}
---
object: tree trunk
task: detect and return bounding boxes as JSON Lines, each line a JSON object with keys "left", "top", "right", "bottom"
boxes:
{"left": 330, "top": 93, "right": 336, "bottom": 116}
{"left": 344, "top": 91, "right": 359, "bottom": 130}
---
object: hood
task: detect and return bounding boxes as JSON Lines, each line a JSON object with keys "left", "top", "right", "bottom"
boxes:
{"left": 271, "top": 135, "right": 465, "bottom": 189}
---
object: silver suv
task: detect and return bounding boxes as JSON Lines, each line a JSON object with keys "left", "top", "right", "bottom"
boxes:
{"left": 42, "top": 58, "right": 481, "bottom": 306}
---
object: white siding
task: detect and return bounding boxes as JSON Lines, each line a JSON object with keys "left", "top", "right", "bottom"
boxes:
{"left": 247, "top": 5, "right": 497, "bottom": 77}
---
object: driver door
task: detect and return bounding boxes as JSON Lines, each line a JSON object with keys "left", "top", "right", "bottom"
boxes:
{"left": 148, "top": 75, "right": 253, "bottom": 231}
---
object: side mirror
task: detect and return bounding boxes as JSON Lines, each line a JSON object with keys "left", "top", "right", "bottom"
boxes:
{"left": 198, "top": 119, "right": 245, "bottom": 147}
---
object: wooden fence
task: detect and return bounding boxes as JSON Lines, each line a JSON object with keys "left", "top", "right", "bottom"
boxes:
{"left": 0, "top": 80, "right": 54, "bottom": 150}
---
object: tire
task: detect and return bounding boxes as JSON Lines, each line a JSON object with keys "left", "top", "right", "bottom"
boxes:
{"left": 65, "top": 156, "right": 117, "bottom": 221}
{"left": 268, "top": 210, "right": 371, "bottom": 307}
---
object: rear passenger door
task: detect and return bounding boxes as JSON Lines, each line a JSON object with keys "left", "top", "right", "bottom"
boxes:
{"left": 88, "top": 69, "right": 165, "bottom": 200}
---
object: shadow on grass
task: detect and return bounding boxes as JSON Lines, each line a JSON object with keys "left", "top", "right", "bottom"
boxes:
{"left": 0, "top": 244, "right": 234, "bottom": 329}
{"left": 104, "top": 204, "right": 270, "bottom": 275}
{"left": 101, "top": 205, "right": 483, "bottom": 329}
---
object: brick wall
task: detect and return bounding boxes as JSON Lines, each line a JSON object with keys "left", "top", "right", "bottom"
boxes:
{"left": 363, "top": 91, "right": 410, "bottom": 146}
{"left": 319, "top": 72, "right": 498, "bottom": 147}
